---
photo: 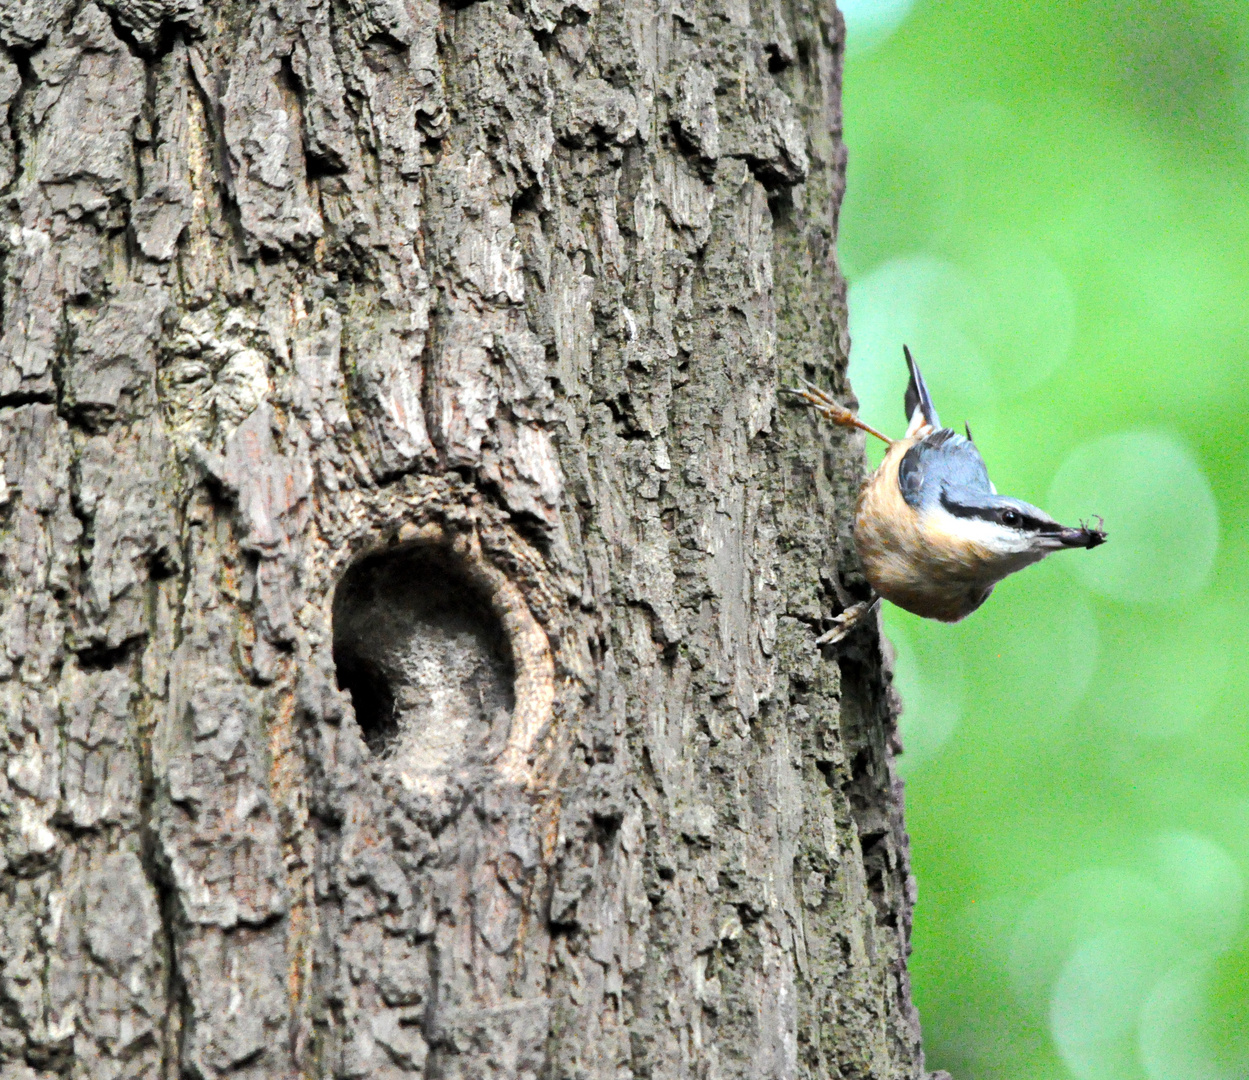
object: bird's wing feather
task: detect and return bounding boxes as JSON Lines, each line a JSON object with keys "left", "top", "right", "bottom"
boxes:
{"left": 898, "top": 428, "right": 992, "bottom": 510}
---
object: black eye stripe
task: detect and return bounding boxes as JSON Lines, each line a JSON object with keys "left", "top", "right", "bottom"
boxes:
{"left": 1023, "top": 516, "right": 1061, "bottom": 533}
{"left": 939, "top": 492, "right": 1060, "bottom": 533}
{"left": 940, "top": 492, "right": 1001, "bottom": 524}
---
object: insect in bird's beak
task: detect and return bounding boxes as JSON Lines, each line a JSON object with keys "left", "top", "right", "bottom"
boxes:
{"left": 1060, "top": 516, "right": 1107, "bottom": 549}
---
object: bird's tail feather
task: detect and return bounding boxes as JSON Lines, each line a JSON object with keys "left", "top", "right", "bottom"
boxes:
{"left": 903, "top": 345, "right": 940, "bottom": 435}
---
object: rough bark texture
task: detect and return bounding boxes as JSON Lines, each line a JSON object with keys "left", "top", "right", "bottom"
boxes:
{"left": 0, "top": 0, "right": 935, "bottom": 1077}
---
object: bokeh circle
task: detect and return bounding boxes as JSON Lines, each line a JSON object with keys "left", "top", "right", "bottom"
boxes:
{"left": 1046, "top": 431, "right": 1219, "bottom": 603}
{"left": 887, "top": 619, "right": 964, "bottom": 774}
{"left": 1140, "top": 952, "right": 1249, "bottom": 1080}
{"left": 847, "top": 254, "right": 995, "bottom": 433}
{"left": 839, "top": 0, "right": 917, "bottom": 55}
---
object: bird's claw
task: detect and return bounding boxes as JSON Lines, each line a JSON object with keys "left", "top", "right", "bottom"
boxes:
{"left": 784, "top": 380, "right": 892, "bottom": 444}
{"left": 814, "top": 598, "right": 879, "bottom": 646}
{"left": 786, "top": 381, "right": 849, "bottom": 423}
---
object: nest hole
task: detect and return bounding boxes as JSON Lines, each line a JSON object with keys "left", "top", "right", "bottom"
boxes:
{"left": 331, "top": 543, "right": 515, "bottom": 772}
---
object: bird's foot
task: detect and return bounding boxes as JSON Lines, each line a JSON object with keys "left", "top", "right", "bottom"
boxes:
{"left": 785, "top": 381, "right": 892, "bottom": 444}
{"left": 815, "top": 596, "right": 880, "bottom": 645}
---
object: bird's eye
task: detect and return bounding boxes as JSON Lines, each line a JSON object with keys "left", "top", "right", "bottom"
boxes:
{"left": 1001, "top": 509, "right": 1020, "bottom": 527}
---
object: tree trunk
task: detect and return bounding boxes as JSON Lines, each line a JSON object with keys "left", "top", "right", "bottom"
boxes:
{"left": 0, "top": 0, "right": 932, "bottom": 1077}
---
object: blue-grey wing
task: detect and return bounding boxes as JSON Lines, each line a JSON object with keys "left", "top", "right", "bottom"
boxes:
{"left": 898, "top": 428, "right": 992, "bottom": 510}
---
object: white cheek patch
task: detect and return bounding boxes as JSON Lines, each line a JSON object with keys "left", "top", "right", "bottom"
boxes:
{"left": 925, "top": 505, "right": 1029, "bottom": 557}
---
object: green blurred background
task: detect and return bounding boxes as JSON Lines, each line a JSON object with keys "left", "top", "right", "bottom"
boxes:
{"left": 836, "top": 1, "right": 1249, "bottom": 1077}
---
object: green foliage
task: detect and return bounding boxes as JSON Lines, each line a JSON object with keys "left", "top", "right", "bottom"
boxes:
{"left": 839, "top": 2, "right": 1249, "bottom": 1076}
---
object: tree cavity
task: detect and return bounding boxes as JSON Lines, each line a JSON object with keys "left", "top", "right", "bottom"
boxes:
{"left": 331, "top": 542, "right": 515, "bottom": 794}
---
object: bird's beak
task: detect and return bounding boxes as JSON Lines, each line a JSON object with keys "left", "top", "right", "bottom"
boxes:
{"left": 1056, "top": 519, "right": 1107, "bottom": 549}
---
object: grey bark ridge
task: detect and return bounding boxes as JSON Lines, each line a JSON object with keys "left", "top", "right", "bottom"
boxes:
{"left": 0, "top": 0, "right": 939, "bottom": 1077}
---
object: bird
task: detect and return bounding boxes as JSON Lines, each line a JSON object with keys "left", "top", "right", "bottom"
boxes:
{"left": 790, "top": 346, "right": 1106, "bottom": 643}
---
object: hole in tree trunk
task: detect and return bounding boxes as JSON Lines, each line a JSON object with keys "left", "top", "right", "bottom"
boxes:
{"left": 332, "top": 649, "right": 397, "bottom": 755}
{"left": 331, "top": 543, "right": 515, "bottom": 787}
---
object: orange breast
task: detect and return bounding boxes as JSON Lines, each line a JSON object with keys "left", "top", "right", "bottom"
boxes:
{"left": 852, "top": 440, "right": 994, "bottom": 622}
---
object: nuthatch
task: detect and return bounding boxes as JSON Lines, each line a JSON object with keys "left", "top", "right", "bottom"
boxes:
{"left": 791, "top": 347, "right": 1106, "bottom": 643}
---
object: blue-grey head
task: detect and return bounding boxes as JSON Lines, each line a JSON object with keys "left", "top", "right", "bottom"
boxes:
{"left": 898, "top": 348, "right": 1106, "bottom": 579}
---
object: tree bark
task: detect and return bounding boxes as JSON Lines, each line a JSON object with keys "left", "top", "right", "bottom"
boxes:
{"left": 0, "top": 0, "right": 933, "bottom": 1077}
